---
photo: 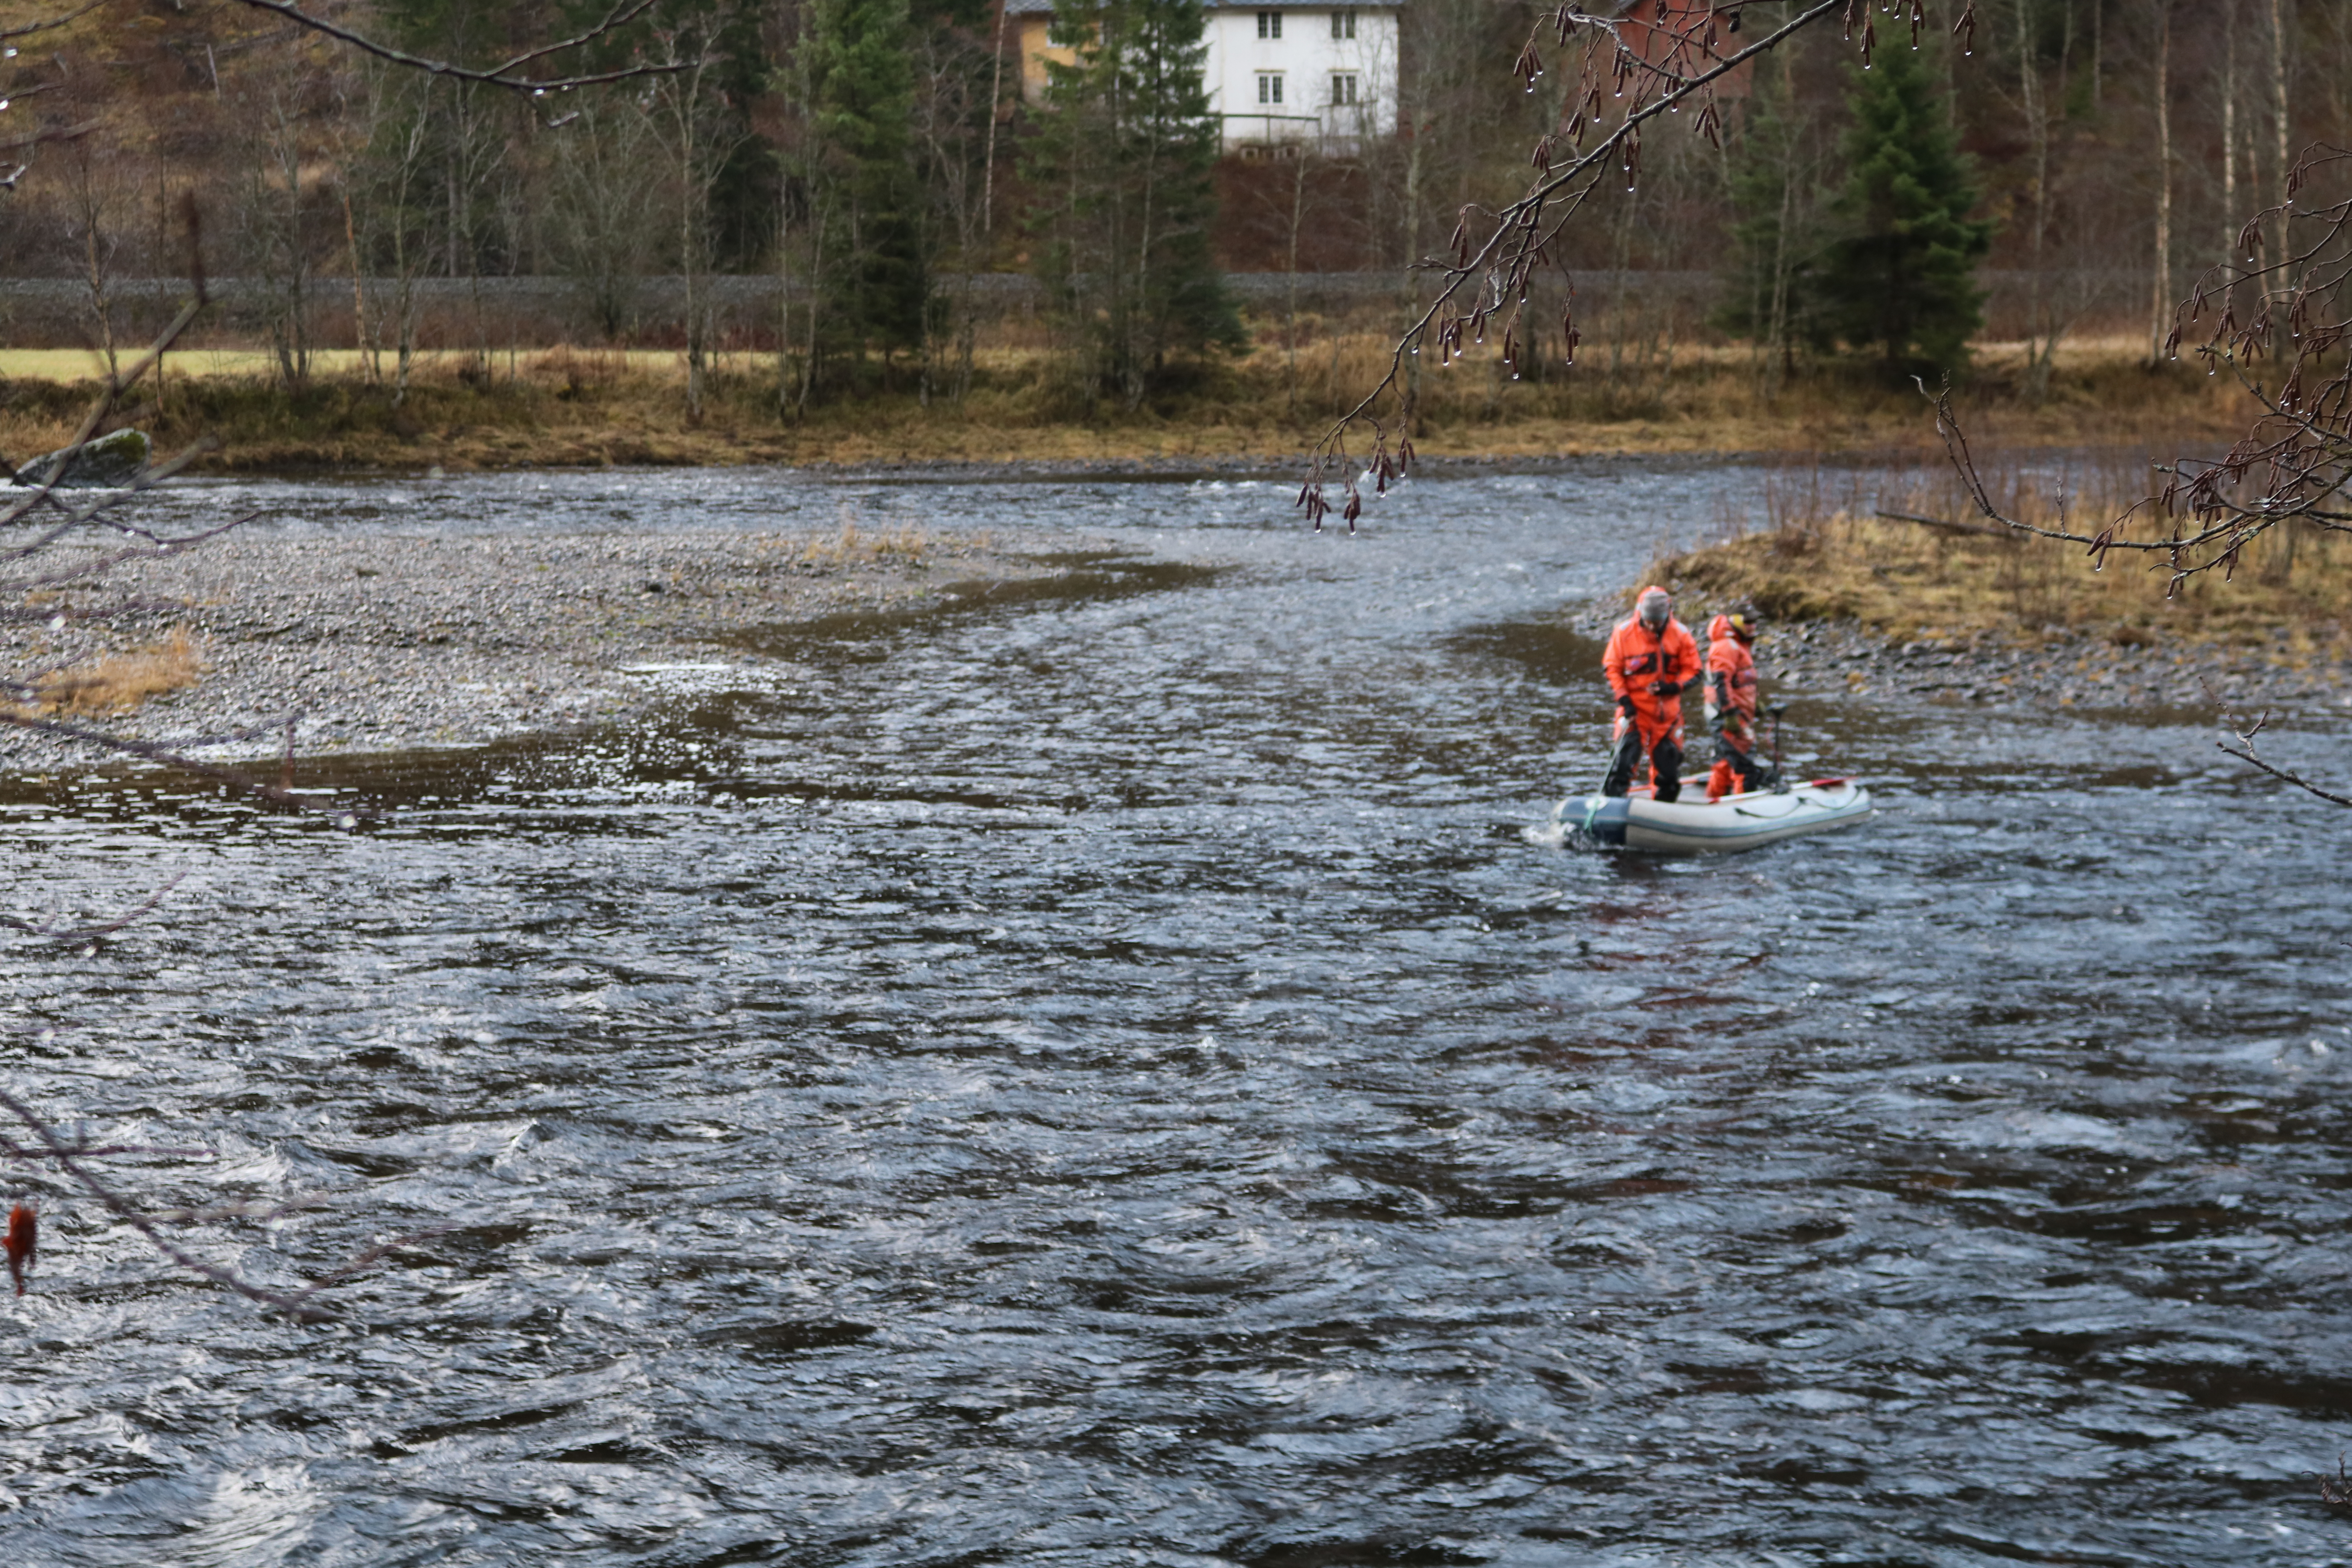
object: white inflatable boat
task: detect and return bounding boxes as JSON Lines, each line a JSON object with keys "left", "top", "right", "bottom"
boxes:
{"left": 1561, "top": 778, "right": 1874, "bottom": 855}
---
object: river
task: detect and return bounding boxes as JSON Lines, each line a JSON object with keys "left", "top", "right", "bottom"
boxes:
{"left": 2, "top": 463, "right": 2348, "bottom": 1565}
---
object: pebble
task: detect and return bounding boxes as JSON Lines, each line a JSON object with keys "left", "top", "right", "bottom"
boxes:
{"left": 3, "top": 525, "right": 1083, "bottom": 777}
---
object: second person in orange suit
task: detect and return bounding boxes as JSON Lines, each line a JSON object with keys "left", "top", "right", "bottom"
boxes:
{"left": 1704, "top": 611, "right": 1770, "bottom": 801}
{"left": 1601, "top": 585, "right": 1702, "bottom": 800}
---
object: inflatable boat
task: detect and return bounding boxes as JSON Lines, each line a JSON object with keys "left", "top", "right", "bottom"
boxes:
{"left": 1562, "top": 778, "right": 1873, "bottom": 855}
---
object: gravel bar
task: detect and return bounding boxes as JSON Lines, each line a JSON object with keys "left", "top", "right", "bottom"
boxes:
{"left": 4, "top": 524, "right": 1089, "bottom": 776}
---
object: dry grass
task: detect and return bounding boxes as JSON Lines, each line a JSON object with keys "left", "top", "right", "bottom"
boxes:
{"left": 0, "top": 331, "right": 2259, "bottom": 474}
{"left": 1649, "top": 454, "right": 2352, "bottom": 655}
{"left": 795, "top": 520, "right": 941, "bottom": 569}
{"left": 32, "top": 629, "right": 206, "bottom": 716}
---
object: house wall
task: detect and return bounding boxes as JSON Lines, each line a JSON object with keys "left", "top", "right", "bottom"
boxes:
{"left": 1013, "top": 4, "right": 1400, "bottom": 154}
{"left": 1207, "top": 6, "right": 1398, "bottom": 153}
{"left": 1017, "top": 15, "right": 1081, "bottom": 100}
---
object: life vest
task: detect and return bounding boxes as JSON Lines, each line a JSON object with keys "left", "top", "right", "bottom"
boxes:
{"left": 1603, "top": 613, "right": 1700, "bottom": 708}
{"left": 1704, "top": 613, "right": 1757, "bottom": 730}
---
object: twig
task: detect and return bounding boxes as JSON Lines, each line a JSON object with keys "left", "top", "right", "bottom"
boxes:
{"left": 1301, "top": 1, "right": 1847, "bottom": 531}
{"left": 0, "top": 1080, "right": 445, "bottom": 1321}
{"left": 2203, "top": 682, "right": 2352, "bottom": 808}
{"left": 0, "top": 873, "right": 186, "bottom": 942}
{"left": 222, "top": 0, "right": 688, "bottom": 92}
{"left": 1872, "top": 509, "right": 2017, "bottom": 540}
{"left": 2317, "top": 1454, "right": 2352, "bottom": 1514}
{"left": 0, "top": 1, "right": 105, "bottom": 43}
{"left": 0, "top": 708, "right": 362, "bottom": 817}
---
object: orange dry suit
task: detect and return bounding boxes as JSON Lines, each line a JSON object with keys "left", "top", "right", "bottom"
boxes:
{"left": 1601, "top": 606, "right": 1701, "bottom": 801}
{"left": 1704, "top": 613, "right": 1766, "bottom": 801}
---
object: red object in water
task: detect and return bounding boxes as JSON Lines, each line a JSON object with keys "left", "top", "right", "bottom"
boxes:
{"left": 5, "top": 1205, "right": 34, "bottom": 1295}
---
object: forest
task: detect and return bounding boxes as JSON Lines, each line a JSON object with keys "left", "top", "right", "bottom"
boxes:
{"left": 0, "top": 0, "right": 2342, "bottom": 458}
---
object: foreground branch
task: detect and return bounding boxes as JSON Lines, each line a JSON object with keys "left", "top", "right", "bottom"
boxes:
{"left": 224, "top": 0, "right": 689, "bottom": 91}
{"left": 1300, "top": 0, "right": 1859, "bottom": 531}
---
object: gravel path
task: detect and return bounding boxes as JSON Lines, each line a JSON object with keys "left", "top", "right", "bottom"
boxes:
{"left": 4, "top": 524, "right": 1085, "bottom": 776}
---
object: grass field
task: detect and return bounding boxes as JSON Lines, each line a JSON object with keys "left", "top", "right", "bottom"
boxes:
{"left": 0, "top": 332, "right": 2258, "bottom": 474}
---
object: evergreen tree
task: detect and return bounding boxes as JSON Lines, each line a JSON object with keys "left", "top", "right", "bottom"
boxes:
{"left": 810, "top": 0, "right": 929, "bottom": 362}
{"left": 1813, "top": 41, "right": 1993, "bottom": 379}
{"left": 1023, "top": 0, "right": 1242, "bottom": 407}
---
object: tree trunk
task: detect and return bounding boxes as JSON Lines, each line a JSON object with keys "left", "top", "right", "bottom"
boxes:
{"left": 2223, "top": 0, "right": 2239, "bottom": 266}
{"left": 2151, "top": 3, "right": 2172, "bottom": 367}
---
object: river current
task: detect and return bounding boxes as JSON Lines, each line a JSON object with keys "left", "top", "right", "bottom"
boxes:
{"left": 2, "top": 465, "right": 2348, "bottom": 1566}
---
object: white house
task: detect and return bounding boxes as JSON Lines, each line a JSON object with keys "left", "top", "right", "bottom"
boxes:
{"left": 1006, "top": 1, "right": 1403, "bottom": 155}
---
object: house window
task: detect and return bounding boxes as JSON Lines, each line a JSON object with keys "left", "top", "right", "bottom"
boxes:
{"left": 1257, "top": 10, "right": 1281, "bottom": 39}
{"left": 1331, "top": 72, "right": 1358, "bottom": 105}
{"left": 1258, "top": 72, "right": 1284, "bottom": 105}
{"left": 1332, "top": 10, "right": 1356, "bottom": 39}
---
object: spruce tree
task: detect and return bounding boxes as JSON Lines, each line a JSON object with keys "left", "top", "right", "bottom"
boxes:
{"left": 1814, "top": 41, "right": 1993, "bottom": 379}
{"left": 810, "top": 0, "right": 929, "bottom": 364}
{"left": 1023, "top": 0, "right": 1242, "bottom": 407}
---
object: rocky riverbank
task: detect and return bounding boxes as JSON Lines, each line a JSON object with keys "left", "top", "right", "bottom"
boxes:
{"left": 1566, "top": 601, "right": 2352, "bottom": 718}
{"left": 2, "top": 522, "right": 1088, "bottom": 777}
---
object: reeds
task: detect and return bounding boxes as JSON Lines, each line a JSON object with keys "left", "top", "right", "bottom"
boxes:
{"left": 797, "top": 521, "right": 937, "bottom": 569}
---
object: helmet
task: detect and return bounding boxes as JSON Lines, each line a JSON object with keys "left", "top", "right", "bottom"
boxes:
{"left": 1724, "top": 611, "right": 1759, "bottom": 644}
{"left": 1635, "top": 585, "right": 1671, "bottom": 630}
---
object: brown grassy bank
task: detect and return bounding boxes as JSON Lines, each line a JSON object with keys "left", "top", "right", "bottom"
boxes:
{"left": 1650, "top": 509, "right": 2352, "bottom": 662}
{"left": 0, "top": 334, "right": 2255, "bottom": 474}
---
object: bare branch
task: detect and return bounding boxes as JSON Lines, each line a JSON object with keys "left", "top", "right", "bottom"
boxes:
{"left": 0, "top": 1075, "right": 450, "bottom": 1319}
{"left": 0, "top": 873, "right": 185, "bottom": 942}
{"left": 0, "top": 1082, "right": 328, "bottom": 1319}
{"left": 0, "top": 0, "right": 106, "bottom": 44}
{"left": 221, "top": 0, "right": 690, "bottom": 93}
{"left": 2201, "top": 684, "right": 2352, "bottom": 807}
{"left": 2217, "top": 739, "right": 2352, "bottom": 805}
{"left": 1300, "top": 0, "right": 1848, "bottom": 531}
{"left": 1873, "top": 509, "right": 2017, "bottom": 540}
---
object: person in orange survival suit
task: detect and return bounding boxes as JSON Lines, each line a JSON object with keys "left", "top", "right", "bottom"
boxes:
{"left": 1601, "top": 585, "right": 1702, "bottom": 800}
{"left": 1704, "top": 611, "right": 1771, "bottom": 801}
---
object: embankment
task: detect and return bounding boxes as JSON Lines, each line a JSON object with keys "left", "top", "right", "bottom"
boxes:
{"left": 0, "top": 336, "right": 2255, "bottom": 474}
{"left": 1624, "top": 511, "right": 2352, "bottom": 718}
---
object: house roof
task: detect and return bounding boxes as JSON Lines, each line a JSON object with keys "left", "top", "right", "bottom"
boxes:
{"left": 1002, "top": 1, "right": 1400, "bottom": 12}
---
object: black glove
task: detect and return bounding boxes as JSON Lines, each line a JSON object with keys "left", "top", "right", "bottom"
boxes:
{"left": 1616, "top": 694, "right": 1637, "bottom": 718}
{"left": 1648, "top": 679, "right": 1681, "bottom": 697}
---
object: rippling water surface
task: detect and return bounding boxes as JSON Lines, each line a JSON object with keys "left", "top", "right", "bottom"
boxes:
{"left": 4, "top": 465, "right": 2350, "bottom": 1566}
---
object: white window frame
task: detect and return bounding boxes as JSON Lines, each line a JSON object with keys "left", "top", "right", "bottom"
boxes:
{"left": 1332, "top": 10, "right": 1356, "bottom": 40}
{"left": 1257, "top": 71, "right": 1285, "bottom": 105}
{"left": 1331, "top": 71, "right": 1357, "bottom": 106}
{"left": 1257, "top": 10, "right": 1281, "bottom": 39}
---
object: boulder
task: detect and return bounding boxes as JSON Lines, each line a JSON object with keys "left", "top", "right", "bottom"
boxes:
{"left": 14, "top": 427, "right": 152, "bottom": 488}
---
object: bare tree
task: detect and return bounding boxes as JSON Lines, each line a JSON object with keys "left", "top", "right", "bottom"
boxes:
{"left": 236, "top": 76, "right": 318, "bottom": 392}
{"left": 639, "top": 11, "right": 750, "bottom": 422}
{"left": 911, "top": 6, "right": 1000, "bottom": 407}
{"left": 2151, "top": 0, "right": 2175, "bottom": 367}
{"left": 58, "top": 126, "right": 121, "bottom": 383}
{"left": 1303, "top": 0, "right": 1862, "bottom": 529}
{"left": 546, "top": 98, "right": 662, "bottom": 343}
